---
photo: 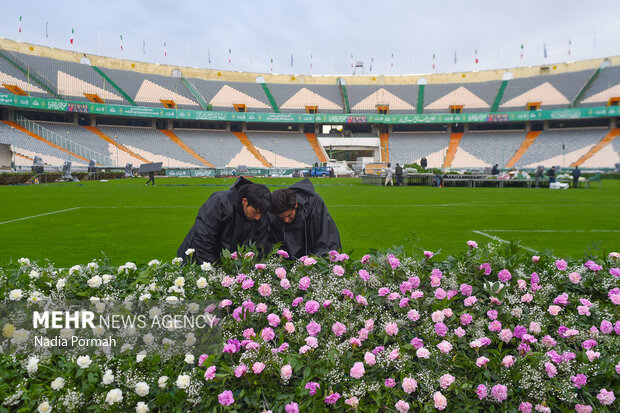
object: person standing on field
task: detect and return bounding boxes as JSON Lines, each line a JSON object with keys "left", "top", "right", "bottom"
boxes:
{"left": 384, "top": 163, "right": 393, "bottom": 186}
{"left": 572, "top": 165, "right": 581, "bottom": 188}
{"left": 395, "top": 163, "right": 403, "bottom": 186}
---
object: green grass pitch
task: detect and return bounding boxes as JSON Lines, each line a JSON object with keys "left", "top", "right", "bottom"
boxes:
{"left": 0, "top": 177, "right": 618, "bottom": 267}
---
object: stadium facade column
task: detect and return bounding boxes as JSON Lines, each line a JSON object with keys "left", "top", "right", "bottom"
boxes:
{"left": 611, "top": 118, "right": 617, "bottom": 128}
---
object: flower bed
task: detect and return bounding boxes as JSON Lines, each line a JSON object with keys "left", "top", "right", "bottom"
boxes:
{"left": 1, "top": 243, "right": 619, "bottom": 412}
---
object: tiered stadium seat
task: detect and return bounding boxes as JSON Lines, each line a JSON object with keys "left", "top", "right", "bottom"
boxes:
{"left": 8, "top": 51, "right": 125, "bottom": 104}
{"left": 97, "top": 125, "right": 202, "bottom": 167}
{"left": 170, "top": 129, "right": 244, "bottom": 167}
{"left": 455, "top": 130, "right": 525, "bottom": 167}
{"left": 0, "top": 54, "right": 50, "bottom": 98}
{"left": 187, "top": 79, "right": 272, "bottom": 112}
{"left": 245, "top": 131, "right": 318, "bottom": 166}
{"left": 0, "top": 122, "right": 87, "bottom": 166}
{"left": 388, "top": 132, "right": 450, "bottom": 167}
{"left": 347, "top": 85, "right": 417, "bottom": 113}
{"left": 268, "top": 83, "right": 343, "bottom": 113}
{"left": 500, "top": 70, "right": 592, "bottom": 110}
{"left": 580, "top": 66, "right": 620, "bottom": 107}
{"left": 516, "top": 128, "right": 608, "bottom": 168}
{"left": 97, "top": 68, "right": 200, "bottom": 109}
{"left": 423, "top": 80, "right": 500, "bottom": 113}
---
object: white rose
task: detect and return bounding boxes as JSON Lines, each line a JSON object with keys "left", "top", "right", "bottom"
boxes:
{"left": 196, "top": 277, "right": 207, "bottom": 288}
{"left": 76, "top": 355, "right": 92, "bottom": 369}
{"left": 165, "top": 296, "right": 179, "bottom": 304}
{"left": 9, "top": 289, "right": 22, "bottom": 300}
{"left": 174, "top": 277, "right": 185, "bottom": 287}
{"left": 92, "top": 326, "right": 105, "bottom": 337}
{"left": 162, "top": 338, "right": 174, "bottom": 346}
{"left": 184, "top": 354, "right": 195, "bottom": 364}
{"left": 139, "top": 293, "right": 151, "bottom": 301}
{"left": 135, "top": 382, "right": 149, "bottom": 397}
{"left": 89, "top": 296, "right": 100, "bottom": 304}
{"left": 60, "top": 328, "right": 75, "bottom": 340}
{"left": 102, "top": 369, "right": 114, "bottom": 385}
{"left": 200, "top": 262, "right": 212, "bottom": 271}
{"left": 87, "top": 262, "right": 99, "bottom": 271}
{"left": 185, "top": 333, "right": 196, "bottom": 346}
{"left": 148, "top": 259, "right": 160, "bottom": 267}
{"left": 136, "top": 352, "right": 146, "bottom": 363}
{"left": 136, "top": 401, "right": 150, "bottom": 413}
{"left": 56, "top": 279, "right": 66, "bottom": 291}
{"left": 18, "top": 257, "right": 30, "bottom": 266}
{"left": 51, "top": 377, "right": 65, "bottom": 390}
{"left": 69, "top": 265, "right": 81, "bottom": 275}
{"left": 158, "top": 376, "right": 168, "bottom": 389}
{"left": 143, "top": 333, "right": 155, "bottom": 346}
{"left": 105, "top": 388, "right": 123, "bottom": 405}
{"left": 176, "top": 374, "right": 190, "bottom": 389}
{"left": 95, "top": 302, "right": 106, "bottom": 312}
{"left": 187, "top": 303, "right": 200, "bottom": 314}
{"left": 87, "top": 276, "right": 102, "bottom": 288}
{"left": 185, "top": 248, "right": 195, "bottom": 256}
{"left": 27, "top": 356, "right": 39, "bottom": 374}
{"left": 102, "top": 274, "right": 112, "bottom": 284}
{"left": 37, "top": 401, "right": 52, "bottom": 413}
{"left": 148, "top": 307, "right": 161, "bottom": 319}
{"left": 172, "top": 257, "right": 183, "bottom": 265}
{"left": 29, "top": 270, "right": 40, "bottom": 279}
{"left": 11, "top": 329, "right": 30, "bottom": 345}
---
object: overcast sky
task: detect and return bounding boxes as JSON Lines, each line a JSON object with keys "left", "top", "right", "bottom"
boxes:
{"left": 1, "top": 0, "right": 619, "bottom": 76}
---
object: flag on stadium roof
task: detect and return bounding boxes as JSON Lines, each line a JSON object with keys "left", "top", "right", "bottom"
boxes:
{"left": 475, "top": 49, "right": 479, "bottom": 64}
{"left": 45, "top": 21, "right": 48, "bottom": 38}
{"left": 143, "top": 39, "right": 145, "bottom": 55}
{"left": 568, "top": 39, "right": 572, "bottom": 56}
{"left": 208, "top": 49, "right": 211, "bottom": 64}
{"left": 228, "top": 48, "right": 231, "bottom": 64}
{"left": 120, "top": 35, "right": 124, "bottom": 52}
{"left": 432, "top": 53, "right": 436, "bottom": 70}
{"left": 164, "top": 42, "right": 167, "bottom": 58}
{"left": 70, "top": 28, "right": 74, "bottom": 45}
{"left": 18, "top": 16, "right": 22, "bottom": 33}
{"left": 290, "top": 54, "right": 293, "bottom": 68}
{"left": 391, "top": 53, "right": 394, "bottom": 69}
{"left": 454, "top": 50, "right": 457, "bottom": 65}
{"left": 310, "top": 53, "right": 312, "bottom": 70}
{"left": 544, "top": 44, "right": 548, "bottom": 59}
{"left": 369, "top": 57, "right": 373, "bottom": 72}
{"left": 520, "top": 44, "right": 524, "bottom": 60}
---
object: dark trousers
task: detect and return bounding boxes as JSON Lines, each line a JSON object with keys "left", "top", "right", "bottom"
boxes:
{"left": 573, "top": 177, "right": 579, "bottom": 188}
{"left": 396, "top": 175, "right": 403, "bottom": 186}
{"left": 146, "top": 176, "right": 155, "bottom": 185}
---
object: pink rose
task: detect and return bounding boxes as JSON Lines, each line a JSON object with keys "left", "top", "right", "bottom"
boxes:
{"left": 385, "top": 322, "right": 399, "bottom": 336}
{"left": 258, "top": 283, "right": 272, "bottom": 297}
{"left": 416, "top": 347, "right": 430, "bottom": 358}
{"left": 439, "top": 374, "right": 455, "bottom": 389}
{"left": 305, "top": 300, "right": 320, "bottom": 314}
{"left": 333, "top": 265, "right": 345, "bottom": 276}
{"left": 402, "top": 377, "right": 418, "bottom": 393}
{"left": 306, "top": 321, "right": 321, "bottom": 336}
{"left": 255, "top": 263, "right": 266, "bottom": 270}
{"left": 476, "top": 356, "right": 490, "bottom": 367}
{"left": 280, "top": 278, "right": 291, "bottom": 289}
{"left": 358, "top": 269, "right": 370, "bottom": 281}
{"left": 252, "top": 362, "right": 265, "bottom": 374}
{"left": 464, "top": 296, "right": 478, "bottom": 307}
{"left": 350, "top": 362, "right": 365, "bottom": 379}
{"left": 424, "top": 250, "right": 434, "bottom": 258}
{"left": 498, "top": 269, "right": 512, "bottom": 282}
{"left": 532, "top": 255, "right": 540, "bottom": 262}
{"left": 435, "top": 288, "right": 447, "bottom": 300}
{"left": 597, "top": 389, "right": 615, "bottom": 405}
{"left": 501, "top": 355, "right": 516, "bottom": 368}
{"left": 277, "top": 249, "right": 289, "bottom": 258}
{"left": 299, "top": 276, "right": 311, "bottom": 290}
{"left": 364, "top": 351, "right": 376, "bottom": 366}
{"left": 433, "top": 391, "right": 447, "bottom": 410}
{"left": 548, "top": 305, "right": 562, "bottom": 316}
{"left": 284, "top": 322, "right": 295, "bottom": 333}
{"left": 467, "top": 240, "right": 478, "bottom": 248}
{"left": 218, "top": 390, "right": 235, "bottom": 406}
{"left": 436, "top": 340, "right": 453, "bottom": 353}
{"left": 332, "top": 322, "right": 347, "bottom": 337}
{"left": 569, "top": 272, "right": 581, "bottom": 284}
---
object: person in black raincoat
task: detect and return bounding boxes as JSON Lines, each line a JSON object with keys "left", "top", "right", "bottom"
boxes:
{"left": 177, "top": 177, "right": 271, "bottom": 264}
{"left": 269, "top": 179, "right": 341, "bottom": 258}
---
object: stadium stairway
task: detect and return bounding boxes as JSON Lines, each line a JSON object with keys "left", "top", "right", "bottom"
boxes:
{"left": 305, "top": 133, "right": 329, "bottom": 163}
{"left": 232, "top": 132, "right": 272, "bottom": 167}
{"left": 260, "top": 83, "right": 280, "bottom": 113}
{"left": 571, "top": 128, "right": 620, "bottom": 167}
{"left": 505, "top": 131, "right": 541, "bottom": 168}
{"left": 82, "top": 126, "right": 149, "bottom": 164}
{"left": 158, "top": 130, "right": 215, "bottom": 167}
{"left": 380, "top": 133, "right": 390, "bottom": 163}
{"left": 442, "top": 132, "right": 464, "bottom": 167}
{"left": 1, "top": 120, "right": 91, "bottom": 164}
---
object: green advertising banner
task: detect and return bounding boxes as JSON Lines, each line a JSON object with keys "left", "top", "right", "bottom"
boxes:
{"left": 1, "top": 93, "right": 617, "bottom": 125}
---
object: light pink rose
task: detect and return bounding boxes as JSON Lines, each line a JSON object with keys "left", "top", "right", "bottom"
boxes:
{"left": 433, "top": 391, "right": 447, "bottom": 410}
{"left": 402, "top": 377, "right": 418, "bottom": 393}
{"left": 364, "top": 351, "right": 376, "bottom": 366}
{"left": 252, "top": 362, "right": 265, "bottom": 374}
{"left": 350, "top": 362, "right": 365, "bottom": 379}
{"left": 385, "top": 322, "right": 399, "bottom": 336}
{"left": 436, "top": 340, "right": 453, "bottom": 353}
{"left": 501, "top": 355, "right": 515, "bottom": 368}
{"left": 258, "top": 283, "right": 272, "bottom": 297}
{"left": 439, "top": 374, "right": 455, "bottom": 389}
{"left": 281, "top": 364, "right": 292, "bottom": 379}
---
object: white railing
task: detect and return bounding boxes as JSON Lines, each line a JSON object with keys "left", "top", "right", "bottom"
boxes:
{"left": 14, "top": 114, "right": 114, "bottom": 166}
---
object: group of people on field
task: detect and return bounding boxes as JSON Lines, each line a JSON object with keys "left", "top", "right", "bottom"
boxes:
{"left": 177, "top": 178, "right": 341, "bottom": 264}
